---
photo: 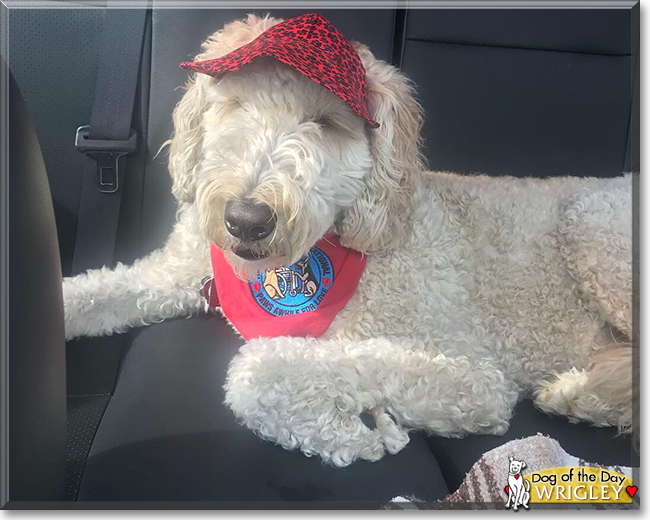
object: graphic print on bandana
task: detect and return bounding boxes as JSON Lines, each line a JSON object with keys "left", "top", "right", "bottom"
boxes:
{"left": 249, "top": 247, "right": 334, "bottom": 316}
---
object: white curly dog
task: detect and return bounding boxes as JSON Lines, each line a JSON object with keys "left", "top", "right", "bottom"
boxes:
{"left": 64, "top": 15, "right": 634, "bottom": 467}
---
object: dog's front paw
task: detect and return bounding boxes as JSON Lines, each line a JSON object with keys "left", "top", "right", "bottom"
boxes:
{"left": 224, "top": 338, "right": 411, "bottom": 466}
{"left": 372, "top": 406, "right": 410, "bottom": 454}
{"left": 225, "top": 376, "right": 392, "bottom": 466}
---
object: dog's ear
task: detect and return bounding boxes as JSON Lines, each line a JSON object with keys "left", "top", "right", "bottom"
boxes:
{"left": 338, "top": 43, "right": 425, "bottom": 254}
{"left": 168, "top": 14, "right": 284, "bottom": 203}
{"left": 168, "top": 75, "right": 210, "bottom": 203}
{"left": 509, "top": 456, "right": 514, "bottom": 462}
{"left": 521, "top": 461, "right": 526, "bottom": 469}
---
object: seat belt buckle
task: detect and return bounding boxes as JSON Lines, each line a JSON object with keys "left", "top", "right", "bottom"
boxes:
{"left": 75, "top": 125, "right": 138, "bottom": 194}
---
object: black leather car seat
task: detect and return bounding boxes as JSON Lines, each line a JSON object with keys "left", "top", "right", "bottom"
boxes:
{"left": 7, "top": 70, "right": 67, "bottom": 503}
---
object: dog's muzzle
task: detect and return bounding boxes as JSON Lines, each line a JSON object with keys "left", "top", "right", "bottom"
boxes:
{"left": 224, "top": 200, "right": 276, "bottom": 259}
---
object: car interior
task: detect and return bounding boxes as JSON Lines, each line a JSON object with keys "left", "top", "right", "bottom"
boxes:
{"left": 6, "top": 4, "right": 638, "bottom": 506}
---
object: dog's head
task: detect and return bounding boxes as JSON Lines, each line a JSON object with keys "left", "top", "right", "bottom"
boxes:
{"left": 509, "top": 456, "right": 526, "bottom": 475}
{"left": 169, "top": 14, "right": 424, "bottom": 277}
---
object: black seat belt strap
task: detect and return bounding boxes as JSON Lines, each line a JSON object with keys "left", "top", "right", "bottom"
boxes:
{"left": 72, "top": 8, "right": 147, "bottom": 274}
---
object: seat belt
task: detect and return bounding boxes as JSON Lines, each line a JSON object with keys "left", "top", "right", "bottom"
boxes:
{"left": 72, "top": 8, "right": 147, "bottom": 274}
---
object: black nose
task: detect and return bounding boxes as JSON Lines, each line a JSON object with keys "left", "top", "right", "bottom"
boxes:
{"left": 224, "top": 200, "right": 276, "bottom": 241}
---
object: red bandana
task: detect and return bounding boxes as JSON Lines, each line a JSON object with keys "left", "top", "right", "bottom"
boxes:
{"left": 203, "top": 235, "right": 366, "bottom": 340}
{"left": 180, "top": 13, "right": 379, "bottom": 128}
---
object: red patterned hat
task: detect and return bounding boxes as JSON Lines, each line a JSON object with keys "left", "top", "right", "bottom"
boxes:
{"left": 180, "top": 13, "right": 379, "bottom": 128}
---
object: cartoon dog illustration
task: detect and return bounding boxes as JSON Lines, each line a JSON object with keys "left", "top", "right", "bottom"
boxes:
{"left": 261, "top": 258, "right": 319, "bottom": 301}
{"left": 262, "top": 269, "right": 285, "bottom": 300}
{"left": 505, "top": 456, "right": 530, "bottom": 510}
{"left": 295, "top": 258, "right": 318, "bottom": 298}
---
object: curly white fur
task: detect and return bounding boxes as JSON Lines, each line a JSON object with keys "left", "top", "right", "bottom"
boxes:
{"left": 63, "top": 14, "right": 634, "bottom": 467}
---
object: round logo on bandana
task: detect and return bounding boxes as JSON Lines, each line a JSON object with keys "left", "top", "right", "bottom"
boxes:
{"left": 249, "top": 247, "right": 334, "bottom": 316}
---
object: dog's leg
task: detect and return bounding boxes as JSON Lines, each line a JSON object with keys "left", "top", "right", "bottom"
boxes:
{"left": 533, "top": 347, "right": 633, "bottom": 433}
{"left": 510, "top": 483, "right": 519, "bottom": 510}
{"left": 559, "top": 178, "right": 633, "bottom": 338}
{"left": 522, "top": 482, "right": 530, "bottom": 509}
{"left": 225, "top": 336, "right": 519, "bottom": 466}
{"left": 63, "top": 209, "right": 211, "bottom": 339}
{"left": 516, "top": 482, "right": 526, "bottom": 510}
